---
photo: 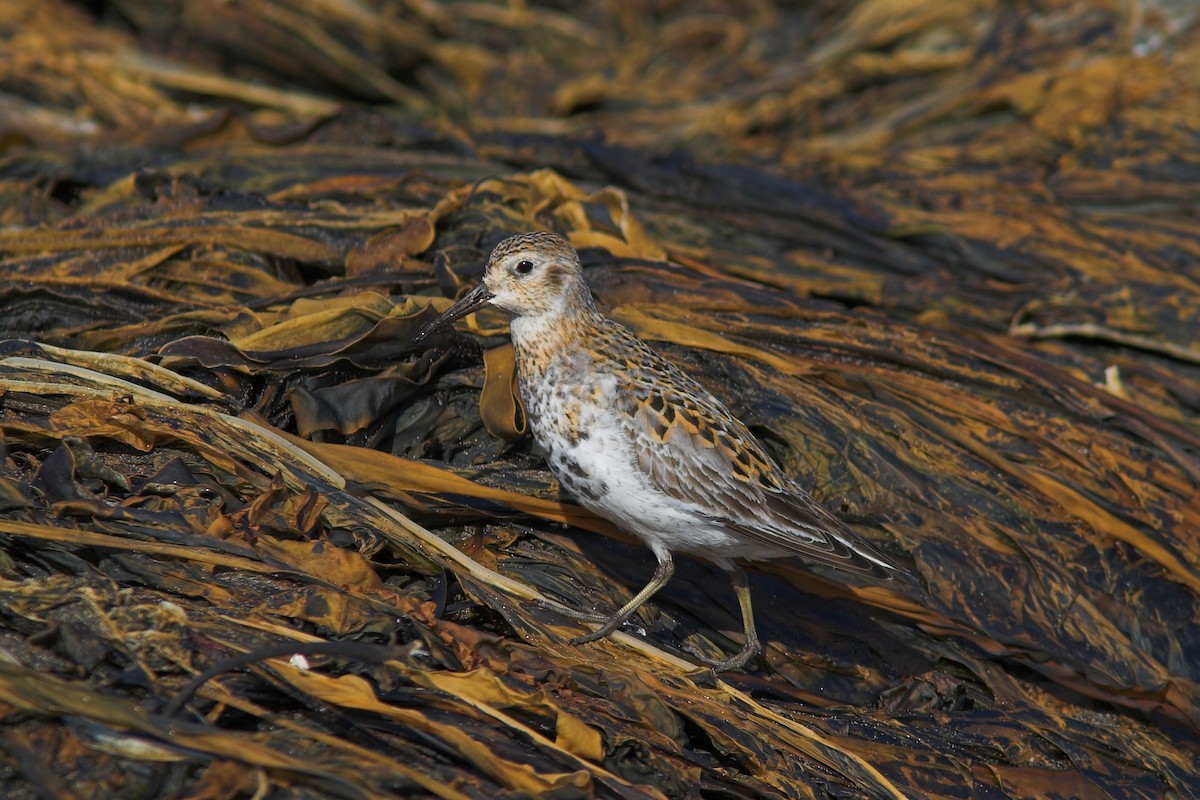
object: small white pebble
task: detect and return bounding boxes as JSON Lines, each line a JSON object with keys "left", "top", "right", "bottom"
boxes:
{"left": 1102, "top": 365, "right": 1129, "bottom": 399}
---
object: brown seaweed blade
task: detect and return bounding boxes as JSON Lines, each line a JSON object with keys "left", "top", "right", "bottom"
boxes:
{"left": 1, "top": 1, "right": 1198, "bottom": 796}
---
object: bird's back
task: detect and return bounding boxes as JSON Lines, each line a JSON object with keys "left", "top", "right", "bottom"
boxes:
{"left": 515, "top": 314, "right": 897, "bottom": 577}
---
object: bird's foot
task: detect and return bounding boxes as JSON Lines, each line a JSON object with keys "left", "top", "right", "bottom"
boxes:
{"left": 692, "top": 639, "right": 760, "bottom": 673}
{"left": 568, "top": 610, "right": 633, "bottom": 646}
{"left": 529, "top": 598, "right": 610, "bottom": 624}
{"left": 568, "top": 630, "right": 606, "bottom": 646}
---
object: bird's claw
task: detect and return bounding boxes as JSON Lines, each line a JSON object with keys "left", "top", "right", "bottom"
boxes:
{"left": 529, "top": 598, "right": 610, "bottom": 624}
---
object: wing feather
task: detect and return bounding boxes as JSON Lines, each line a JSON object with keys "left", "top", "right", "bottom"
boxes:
{"left": 596, "top": 322, "right": 896, "bottom": 578}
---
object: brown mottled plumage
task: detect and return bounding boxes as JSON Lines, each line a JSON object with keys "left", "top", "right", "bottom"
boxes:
{"left": 415, "top": 232, "right": 900, "bottom": 671}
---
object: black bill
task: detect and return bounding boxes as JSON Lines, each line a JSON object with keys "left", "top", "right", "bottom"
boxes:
{"left": 412, "top": 283, "right": 496, "bottom": 345}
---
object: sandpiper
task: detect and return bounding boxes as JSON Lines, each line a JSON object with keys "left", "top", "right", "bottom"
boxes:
{"left": 415, "top": 231, "right": 900, "bottom": 671}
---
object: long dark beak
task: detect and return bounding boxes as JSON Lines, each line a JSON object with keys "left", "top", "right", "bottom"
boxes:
{"left": 412, "top": 283, "right": 496, "bottom": 345}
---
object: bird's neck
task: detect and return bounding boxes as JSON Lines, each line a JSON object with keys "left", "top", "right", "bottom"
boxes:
{"left": 511, "top": 307, "right": 602, "bottom": 347}
{"left": 509, "top": 302, "right": 604, "bottom": 373}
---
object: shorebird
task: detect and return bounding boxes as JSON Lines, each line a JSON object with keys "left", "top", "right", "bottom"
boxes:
{"left": 414, "top": 231, "right": 900, "bottom": 670}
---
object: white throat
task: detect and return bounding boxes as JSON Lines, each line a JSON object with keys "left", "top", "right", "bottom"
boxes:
{"left": 508, "top": 310, "right": 562, "bottom": 346}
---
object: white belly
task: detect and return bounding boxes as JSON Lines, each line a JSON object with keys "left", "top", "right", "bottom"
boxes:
{"left": 516, "top": 341, "right": 786, "bottom": 564}
{"left": 535, "top": 401, "right": 775, "bottom": 563}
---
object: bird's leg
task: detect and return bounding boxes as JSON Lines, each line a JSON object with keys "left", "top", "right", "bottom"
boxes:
{"left": 570, "top": 552, "right": 674, "bottom": 645}
{"left": 700, "top": 564, "right": 761, "bottom": 672}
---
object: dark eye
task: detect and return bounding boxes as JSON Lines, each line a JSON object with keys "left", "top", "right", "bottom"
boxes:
{"left": 515, "top": 260, "right": 535, "bottom": 275}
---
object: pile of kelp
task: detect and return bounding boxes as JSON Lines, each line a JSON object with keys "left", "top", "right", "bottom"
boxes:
{"left": 0, "top": 1, "right": 1197, "bottom": 798}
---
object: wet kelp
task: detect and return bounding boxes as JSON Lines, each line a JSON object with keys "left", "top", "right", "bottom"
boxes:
{"left": 1, "top": 1, "right": 1198, "bottom": 798}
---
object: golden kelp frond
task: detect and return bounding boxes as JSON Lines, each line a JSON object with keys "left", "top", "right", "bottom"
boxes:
{"left": 1, "top": 2, "right": 1197, "bottom": 797}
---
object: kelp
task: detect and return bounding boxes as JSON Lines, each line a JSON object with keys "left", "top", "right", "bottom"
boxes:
{"left": 0, "top": 1, "right": 1198, "bottom": 798}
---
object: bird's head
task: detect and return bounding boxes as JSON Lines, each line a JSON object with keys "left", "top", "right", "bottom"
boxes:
{"left": 414, "top": 231, "right": 593, "bottom": 342}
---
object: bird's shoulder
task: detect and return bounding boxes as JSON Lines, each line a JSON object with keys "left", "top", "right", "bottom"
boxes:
{"left": 582, "top": 317, "right": 787, "bottom": 492}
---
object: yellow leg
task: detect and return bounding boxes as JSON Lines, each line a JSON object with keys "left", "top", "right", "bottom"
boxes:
{"left": 703, "top": 565, "right": 761, "bottom": 672}
{"left": 570, "top": 552, "right": 674, "bottom": 645}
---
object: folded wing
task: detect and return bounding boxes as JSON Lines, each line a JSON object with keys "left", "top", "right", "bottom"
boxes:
{"left": 608, "top": 348, "right": 896, "bottom": 579}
